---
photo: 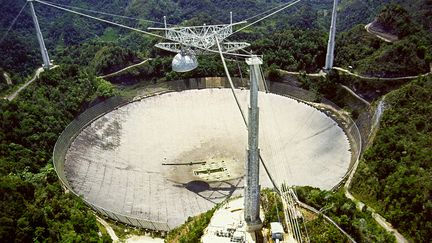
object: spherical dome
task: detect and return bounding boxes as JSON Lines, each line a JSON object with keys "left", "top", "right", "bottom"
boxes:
{"left": 172, "top": 53, "right": 198, "bottom": 72}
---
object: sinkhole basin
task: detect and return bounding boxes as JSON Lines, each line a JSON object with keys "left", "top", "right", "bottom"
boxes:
{"left": 64, "top": 88, "right": 351, "bottom": 229}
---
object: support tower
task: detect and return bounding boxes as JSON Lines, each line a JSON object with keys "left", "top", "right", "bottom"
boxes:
{"left": 324, "top": 0, "right": 338, "bottom": 71}
{"left": 244, "top": 56, "right": 263, "bottom": 231}
{"left": 28, "top": 0, "right": 52, "bottom": 69}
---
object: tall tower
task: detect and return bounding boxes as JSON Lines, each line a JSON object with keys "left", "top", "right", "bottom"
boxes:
{"left": 28, "top": 0, "right": 52, "bottom": 69}
{"left": 244, "top": 55, "right": 263, "bottom": 231}
{"left": 324, "top": 0, "right": 338, "bottom": 71}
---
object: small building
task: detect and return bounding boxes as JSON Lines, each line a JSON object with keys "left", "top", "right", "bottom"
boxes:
{"left": 270, "top": 222, "right": 284, "bottom": 241}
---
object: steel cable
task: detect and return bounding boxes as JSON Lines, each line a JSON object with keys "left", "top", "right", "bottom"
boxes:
{"left": 0, "top": 2, "right": 28, "bottom": 45}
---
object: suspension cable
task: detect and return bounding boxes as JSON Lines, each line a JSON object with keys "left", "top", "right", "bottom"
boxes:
{"left": 215, "top": 36, "right": 282, "bottom": 196}
{"left": 214, "top": 36, "right": 247, "bottom": 126}
{"left": 235, "top": 55, "right": 245, "bottom": 85}
{"left": 206, "top": 49, "right": 255, "bottom": 58}
{"left": 232, "top": 0, "right": 303, "bottom": 35}
{"left": 0, "top": 2, "right": 28, "bottom": 45}
{"left": 34, "top": 0, "right": 303, "bottom": 57}
{"left": 242, "top": 0, "right": 297, "bottom": 22}
{"left": 34, "top": 0, "right": 257, "bottom": 59}
{"left": 39, "top": 0, "right": 168, "bottom": 26}
{"left": 35, "top": 0, "right": 164, "bottom": 39}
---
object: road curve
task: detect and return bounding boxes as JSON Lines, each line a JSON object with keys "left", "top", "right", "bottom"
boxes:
{"left": 3, "top": 72, "right": 12, "bottom": 85}
{"left": 365, "top": 23, "right": 398, "bottom": 43}
{"left": 95, "top": 214, "right": 119, "bottom": 242}
{"left": 4, "top": 67, "right": 44, "bottom": 101}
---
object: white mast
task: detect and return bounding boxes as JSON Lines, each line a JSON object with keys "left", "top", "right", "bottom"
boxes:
{"left": 324, "top": 0, "right": 338, "bottom": 71}
{"left": 28, "top": 0, "right": 52, "bottom": 69}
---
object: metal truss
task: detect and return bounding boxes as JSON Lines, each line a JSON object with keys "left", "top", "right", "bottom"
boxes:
{"left": 155, "top": 41, "right": 250, "bottom": 54}
{"left": 150, "top": 21, "right": 248, "bottom": 54}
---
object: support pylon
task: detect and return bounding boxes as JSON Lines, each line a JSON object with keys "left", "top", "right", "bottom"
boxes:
{"left": 244, "top": 55, "right": 263, "bottom": 231}
{"left": 324, "top": 0, "right": 338, "bottom": 71}
{"left": 28, "top": 0, "right": 52, "bottom": 69}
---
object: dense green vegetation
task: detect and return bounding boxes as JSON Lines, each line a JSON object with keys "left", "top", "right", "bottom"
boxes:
{"left": 1, "top": 0, "right": 430, "bottom": 86}
{"left": 252, "top": 29, "right": 327, "bottom": 73}
{"left": 1, "top": 0, "right": 431, "bottom": 241}
{"left": 296, "top": 186, "right": 395, "bottom": 242}
{"left": 261, "top": 189, "right": 348, "bottom": 242}
{"left": 338, "top": 0, "right": 432, "bottom": 31}
{"left": 261, "top": 189, "right": 285, "bottom": 229}
{"left": 305, "top": 215, "right": 347, "bottom": 243}
{"left": 0, "top": 34, "right": 40, "bottom": 85}
{"left": 90, "top": 45, "right": 139, "bottom": 75}
{"left": 0, "top": 65, "right": 114, "bottom": 241}
{"left": 165, "top": 206, "right": 216, "bottom": 243}
{"left": 351, "top": 76, "right": 432, "bottom": 242}
{"left": 335, "top": 4, "right": 432, "bottom": 77}
{"left": 374, "top": 4, "right": 415, "bottom": 38}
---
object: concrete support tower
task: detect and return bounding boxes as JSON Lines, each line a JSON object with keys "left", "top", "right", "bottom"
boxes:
{"left": 244, "top": 56, "right": 263, "bottom": 231}
{"left": 324, "top": 0, "right": 338, "bottom": 71}
{"left": 28, "top": 0, "right": 52, "bottom": 69}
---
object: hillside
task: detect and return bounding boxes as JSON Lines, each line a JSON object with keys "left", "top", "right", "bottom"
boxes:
{"left": 2, "top": 0, "right": 431, "bottom": 82}
{"left": 335, "top": 4, "right": 432, "bottom": 77}
{"left": 351, "top": 76, "right": 432, "bottom": 242}
{"left": 338, "top": 0, "right": 432, "bottom": 31}
{"left": 0, "top": 0, "right": 432, "bottom": 242}
{"left": 0, "top": 66, "right": 115, "bottom": 241}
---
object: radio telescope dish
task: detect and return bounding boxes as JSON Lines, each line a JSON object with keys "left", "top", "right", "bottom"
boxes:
{"left": 172, "top": 52, "right": 198, "bottom": 72}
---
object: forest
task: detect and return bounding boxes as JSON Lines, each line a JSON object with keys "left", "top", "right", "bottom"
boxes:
{"left": 0, "top": 65, "right": 114, "bottom": 241}
{"left": 0, "top": 0, "right": 431, "bottom": 242}
{"left": 296, "top": 186, "right": 395, "bottom": 242}
{"left": 165, "top": 206, "right": 216, "bottom": 243}
{"left": 351, "top": 76, "right": 432, "bottom": 242}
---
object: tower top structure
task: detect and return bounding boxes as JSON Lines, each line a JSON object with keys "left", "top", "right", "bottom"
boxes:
{"left": 150, "top": 16, "right": 250, "bottom": 72}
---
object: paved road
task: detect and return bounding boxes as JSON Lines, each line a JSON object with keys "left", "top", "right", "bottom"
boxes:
{"left": 365, "top": 23, "right": 398, "bottom": 43}
{"left": 344, "top": 189, "right": 408, "bottom": 243}
{"left": 3, "top": 72, "right": 12, "bottom": 85}
{"left": 343, "top": 118, "right": 409, "bottom": 243}
{"left": 95, "top": 215, "right": 119, "bottom": 242}
{"left": 278, "top": 68, "right": 370, "bottom": 106}
{"left": 279, "top": 67, "right": 431, "bottom": 81}
{"left": 100, "top": 59, "right": 151, "bottom": 79}
{"left": 277, "top": 69, "right": 325, "bottom": 77}
{"left": 5, "top": 67, "right": 44, "bottom": 101}
{"left": 333, "top": 67, "right": 431, "bottom": 81}
{"left": 340, "top": 84, "right": 370, "bottom": 106}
